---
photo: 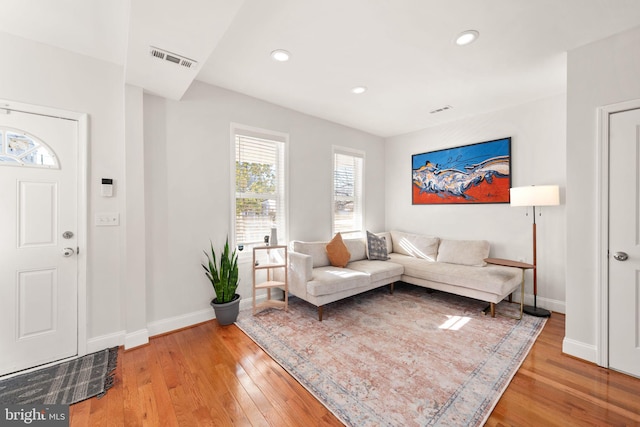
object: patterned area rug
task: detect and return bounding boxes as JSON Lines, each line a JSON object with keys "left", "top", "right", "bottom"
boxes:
{"left": 0, "top": 347, "right": 118, "bottom": 405}
{"left": 236, "top": 284, "right": 546, "bottom": 427}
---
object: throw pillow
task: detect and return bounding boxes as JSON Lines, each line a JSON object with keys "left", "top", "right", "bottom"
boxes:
{"left": 326, "top": 233, "right": 351, "bottom": 267}
{"left": 366, "top": 230, "right": 390, "bottom": 260}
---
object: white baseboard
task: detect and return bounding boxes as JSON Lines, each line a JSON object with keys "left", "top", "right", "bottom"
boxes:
{"left": 85, "top": 293, "right": 280, "bottom": 352}
{"left": 529, "top": 295, "right": 565, "bottom": 314}
{"left": 562, "top": 338, "right": 597, "bottom": 364}
{"left": 513, "top": 293, "right": 566, "bottom": 314}
{"left": 86, "top": 330, "right": 125, "bottom": 353}
{"left": 86, "top": 329, "right": 149, "bottom": 352}
{"left": 146, "top": 293, "right": 276, "bottom": 337}
{"left": 124, "top": 328, "right": 149, "bottom": 350}
{"left": 147, "top": 308, "right": 215, "bottom": 337}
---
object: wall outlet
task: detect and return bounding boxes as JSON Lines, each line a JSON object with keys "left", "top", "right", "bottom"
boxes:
{"left": 95, "top": 212, "right": 119, "bottom": 226}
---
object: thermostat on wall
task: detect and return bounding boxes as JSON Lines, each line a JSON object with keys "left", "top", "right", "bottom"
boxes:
{"left": 101, "top": 178, "right": 113, "bottom": 197}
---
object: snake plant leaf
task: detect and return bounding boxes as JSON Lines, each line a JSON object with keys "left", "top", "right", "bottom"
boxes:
{"left": 202, "top": 237, "right": 239, "bottom": 304}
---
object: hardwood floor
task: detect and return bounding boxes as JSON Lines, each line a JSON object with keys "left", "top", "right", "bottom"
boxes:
{"left": 487, "top": 314, "right": 640, "bottom": 427}
{"left": 70, "top": 313, "right": 640, "bottom": 426}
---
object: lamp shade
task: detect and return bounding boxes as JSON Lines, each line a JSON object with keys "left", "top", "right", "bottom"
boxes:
{"left": 510, "top": 185, "right": 559, "bottom": 207}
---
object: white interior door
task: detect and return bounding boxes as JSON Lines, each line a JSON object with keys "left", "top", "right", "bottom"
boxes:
{"left": 609, "top": 107, "right": 640, "bottom": 378}
{"left": 0, "top": 109, "right": 78, "bottom": 376}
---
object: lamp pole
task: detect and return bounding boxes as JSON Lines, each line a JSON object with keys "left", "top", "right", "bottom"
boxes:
{"left": 524, "top": 205, "right": 551, "bottom": 317}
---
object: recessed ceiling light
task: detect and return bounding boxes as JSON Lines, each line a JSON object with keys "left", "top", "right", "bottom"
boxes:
{"left": 455, "top": 30, "right": 479, "bottom": 46}
{"left": 271, "top": 49, "right": 291, "bottom": 62}
{"left": 351, "top": 86, "right": 367, "bottom": 94}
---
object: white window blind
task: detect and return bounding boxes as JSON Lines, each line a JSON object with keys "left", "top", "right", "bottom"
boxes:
{"left": 234, "top": 133, "right": 286, "bottom": 248}
{"left": 332, "top": 148, "right": 364, "bottom": 237}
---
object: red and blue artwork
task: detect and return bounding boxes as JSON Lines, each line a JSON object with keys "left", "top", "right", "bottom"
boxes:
{"left": 412, "top": 137, "right": 511, "bottom": 204}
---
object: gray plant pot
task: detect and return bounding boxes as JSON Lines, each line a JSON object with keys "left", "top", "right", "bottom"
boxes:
{"left": 211, "top": 294, "right": 241, "bottom": 326}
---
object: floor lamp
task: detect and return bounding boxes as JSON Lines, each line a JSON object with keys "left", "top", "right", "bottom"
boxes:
{"left": 510, "top": 185, "right": 559, "bottom": 317}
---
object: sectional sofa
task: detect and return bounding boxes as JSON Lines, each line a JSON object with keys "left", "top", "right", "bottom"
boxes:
{"left": 286, "top": 230, "right": 523, "bottom": 321}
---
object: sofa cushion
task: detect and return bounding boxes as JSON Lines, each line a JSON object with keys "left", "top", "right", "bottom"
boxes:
{"left": 344, "top": 238, "right": 367, "bottom": 262}
{"left": 326, "top": 233, "right": 351, "bottom": 267}
{"left": 390, "top": 230, "right": 439, "bottom": 261}
{"left": 366, "top": 230, "right": 390, "bottom": 260}
{"left": 437, "top": 239, "right": 489, "bottom": 267}
{"left": 388, "top": 253, "right": 520, "bottom": 296}
{"left": 307, "top": 267, "right": 371, "bottom": 296}
{"left": 348, "top": 259, "right": 403, "bottom": 282}
{"left": 292, "top": 240, "right": 330, "bottom": 268}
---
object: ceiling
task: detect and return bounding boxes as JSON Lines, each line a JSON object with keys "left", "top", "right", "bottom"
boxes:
{"left": 2, "top": 0, "right": 640, "bottom": 137}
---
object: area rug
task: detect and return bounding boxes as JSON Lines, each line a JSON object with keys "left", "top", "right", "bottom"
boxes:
{"left": 0, "top": 347, "right": 118, "bottom": 405}
{"left": 236, "top": 284, "right": 546, "bottom": 427}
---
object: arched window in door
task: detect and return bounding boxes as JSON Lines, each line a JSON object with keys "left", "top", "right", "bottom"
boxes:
{"left": 0, "top": 128, "right": 59, "bottom": 168}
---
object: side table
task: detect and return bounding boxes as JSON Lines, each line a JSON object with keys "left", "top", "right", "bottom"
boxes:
{"left": 252, "top": 245, "right": 288, "bottom": 315}
{"left": 484, "top": 258, "right": 535, "bottom": 320}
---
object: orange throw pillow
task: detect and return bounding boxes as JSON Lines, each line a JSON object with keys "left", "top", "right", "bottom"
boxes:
{"left": 326, "top": 233, "right": 351, "bottom": 268}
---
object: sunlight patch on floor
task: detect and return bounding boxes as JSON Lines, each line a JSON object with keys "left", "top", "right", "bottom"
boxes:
{"left": 439, "top": 315, "right": 471, "bottom": 330}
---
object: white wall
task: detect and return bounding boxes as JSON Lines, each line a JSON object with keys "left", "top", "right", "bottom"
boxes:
{"left": 385, "top": 95, "right": 567, "bottom": 312}
{"left": 565, "top": 26, "right": 640, "bottom": 362}
{"left": 0, "top": 33, "right": 126, "bottom": 343}
{"left": 123, "top": 85, "right": 149, "bottom": 348}
{"left": 143, "top": 81, "right": 386, "bottom": 325}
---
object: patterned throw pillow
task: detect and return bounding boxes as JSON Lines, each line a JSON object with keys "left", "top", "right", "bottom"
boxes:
{"left": 366, "top": 231, "right": 390, "bottom": 261}
{"left": 326, "top": 233, "right": 351, "bottom": 267}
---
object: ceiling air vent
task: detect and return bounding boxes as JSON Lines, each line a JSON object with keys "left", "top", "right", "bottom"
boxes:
{"left": 429, "top": 105, "right": 453, "bottom": 114}
{"left": 149, "top": 46, "right": 198, "bottom": 70}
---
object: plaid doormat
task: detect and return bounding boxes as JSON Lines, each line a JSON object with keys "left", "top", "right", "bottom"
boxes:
{"left": 0, "top": 347, "right": 118, "bottom": 405}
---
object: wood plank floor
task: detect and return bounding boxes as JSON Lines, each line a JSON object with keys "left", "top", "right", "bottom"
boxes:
{"left": 70, "top": 313, "right": 640, "bottom": 426}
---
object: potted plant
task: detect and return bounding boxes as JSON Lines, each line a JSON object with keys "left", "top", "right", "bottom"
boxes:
{"left": 202, "top": 238, "right": 241, "bottom": 325}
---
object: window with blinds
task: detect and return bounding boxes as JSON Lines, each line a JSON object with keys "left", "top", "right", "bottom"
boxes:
{"left": 234, "top": 129, "right": 286, "bottom": 249}
{"left": 332, "top": 147, "right": 364, "bottom": 237}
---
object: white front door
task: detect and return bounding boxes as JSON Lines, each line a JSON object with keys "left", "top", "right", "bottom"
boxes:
{"left": 609, "top": 107, "right": 640, "bottom": 378}
{"left": 0, "top": 109, "right": 78, "bottom": 376}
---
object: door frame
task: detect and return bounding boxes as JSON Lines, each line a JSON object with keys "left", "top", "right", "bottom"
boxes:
{"left": 597, "top": 98, "right": 640, "bottom": 367}
{"left": 1, "top": 98, "right": 88, "bottom": 360}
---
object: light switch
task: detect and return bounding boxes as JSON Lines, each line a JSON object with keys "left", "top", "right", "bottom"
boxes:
{"left": 95, "top": 212, "right": 119, "bottom": 226}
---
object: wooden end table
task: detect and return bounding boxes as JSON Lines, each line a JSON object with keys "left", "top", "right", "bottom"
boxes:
{"left": 252, "top": 245, "right": 288, "bottom": 315}
{"left": 484, "top": 258, "right": 535, "bottom": 320}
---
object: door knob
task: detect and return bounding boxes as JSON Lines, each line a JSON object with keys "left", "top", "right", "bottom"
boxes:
{"left": 62, "top": 247, "right": 75, "bottom": 257}
{"left": 613, "top": 252, "right": 629, "bottom": 261}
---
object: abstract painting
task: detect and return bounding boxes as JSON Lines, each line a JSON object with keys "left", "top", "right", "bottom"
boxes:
{"left": 412, "top": 137, "right": 511, "bottom": 204}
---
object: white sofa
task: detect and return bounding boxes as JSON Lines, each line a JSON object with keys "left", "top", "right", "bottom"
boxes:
{"left": 286, "top": 230, "right": 522, "bottom": 321}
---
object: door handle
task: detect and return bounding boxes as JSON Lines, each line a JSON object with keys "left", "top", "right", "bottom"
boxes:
{"left": 613, "top": 252, "right": 629, "bottom": 261}
{"left": 62, "top": 247, "right": 75, "bottom": 257}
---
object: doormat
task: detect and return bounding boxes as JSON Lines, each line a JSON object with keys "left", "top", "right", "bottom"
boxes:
{"left": 236, "top": 284, "right": 546, "bottom": 427}
{"left": 0, "top": 347, "right": 118, "bottom": 405}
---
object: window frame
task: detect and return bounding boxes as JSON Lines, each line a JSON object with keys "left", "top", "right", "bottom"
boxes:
{"left": 0, "top": 127, "right": 59, "bottom": 168}
{"left": 230, "top": 123, "right": 289, "bottom": 254}
{"left": 331, "top": 145, "right": 365, "bottom": 238}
